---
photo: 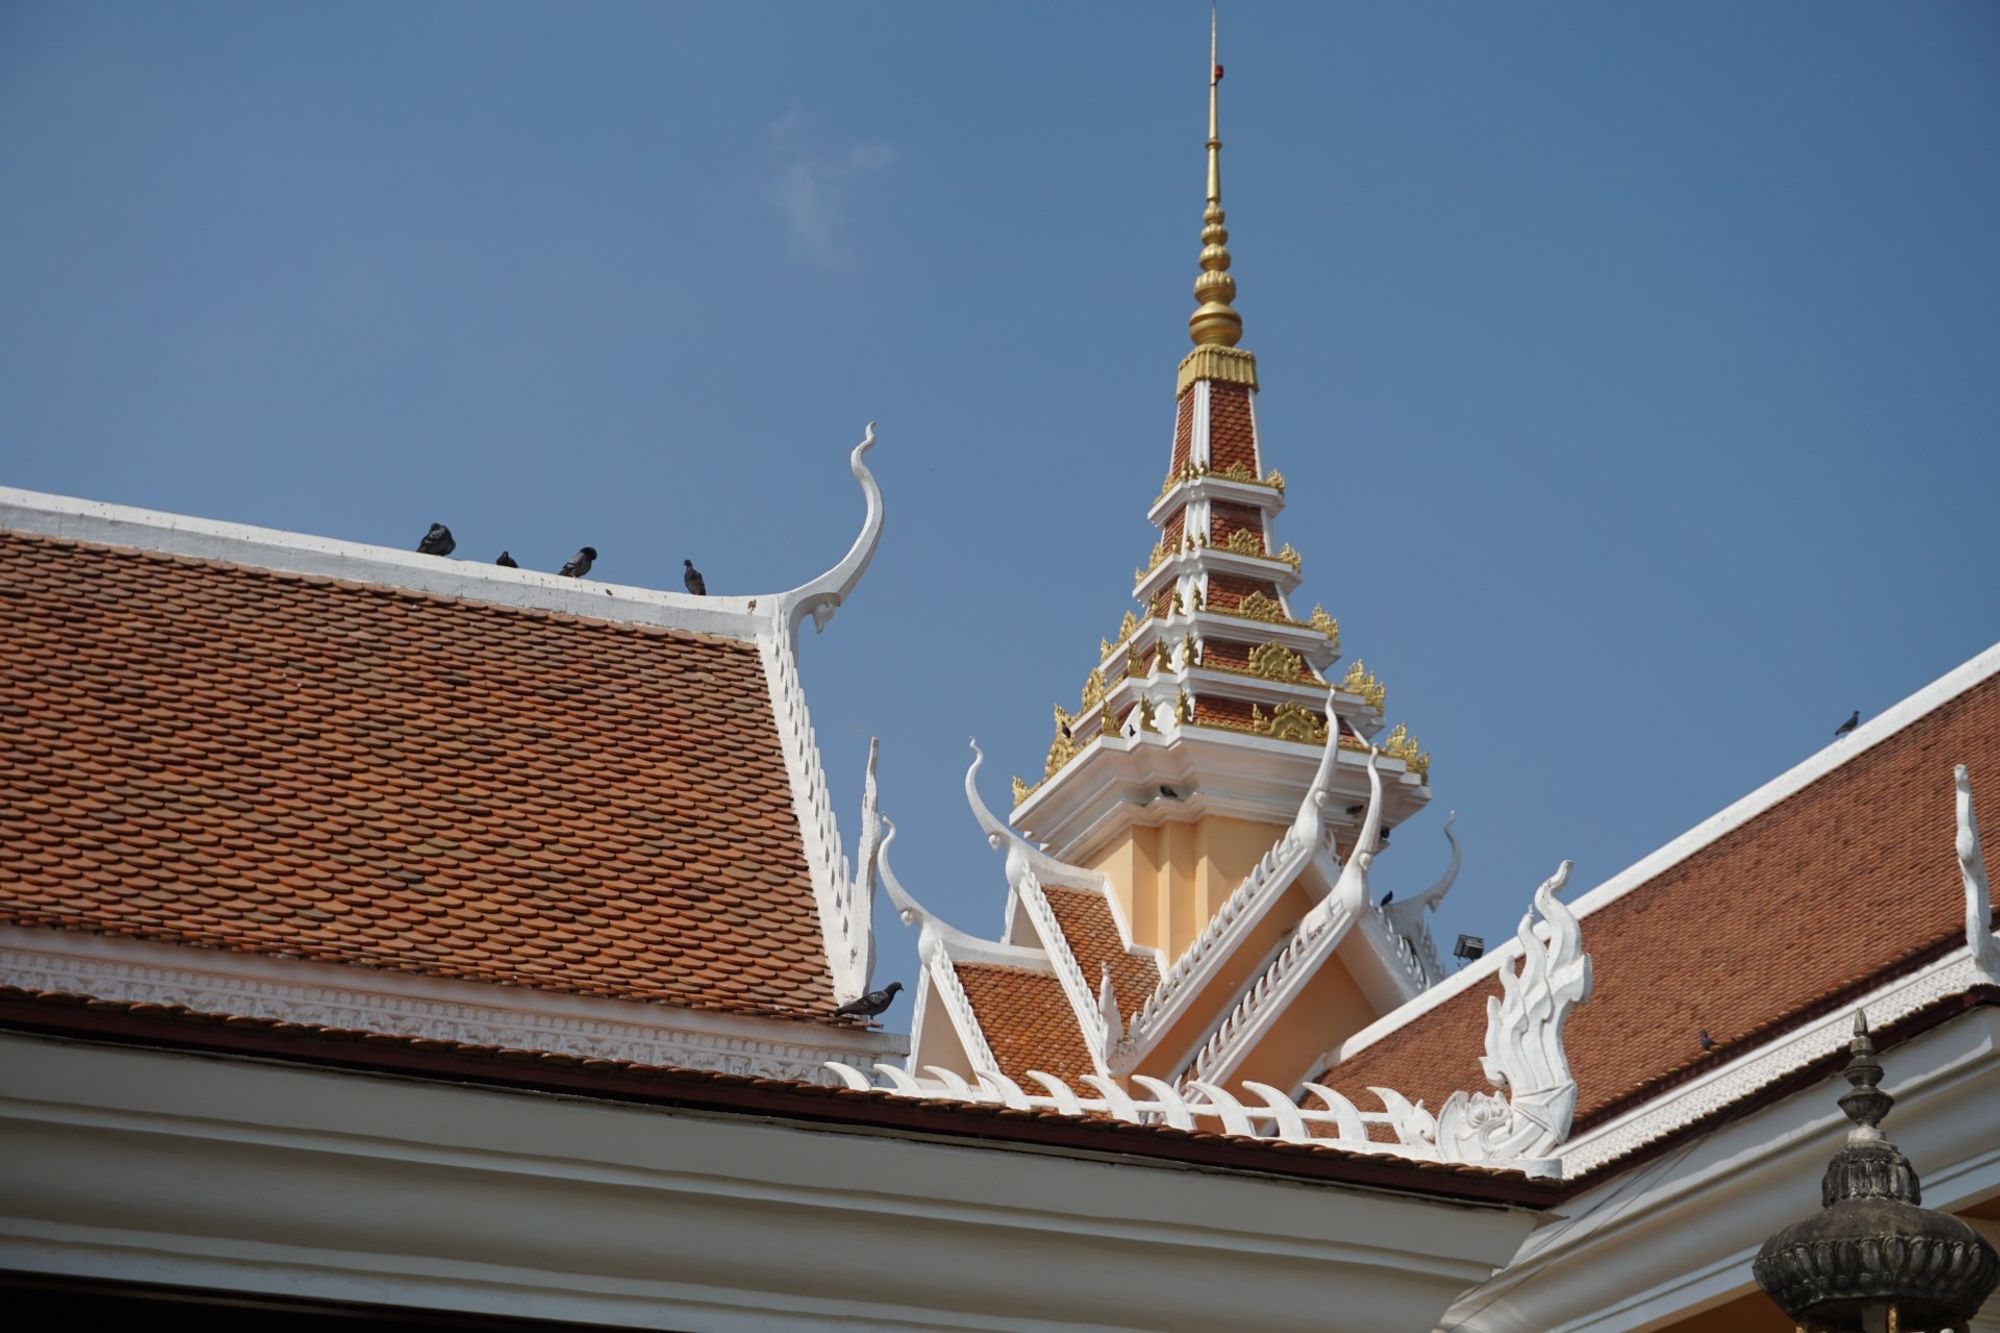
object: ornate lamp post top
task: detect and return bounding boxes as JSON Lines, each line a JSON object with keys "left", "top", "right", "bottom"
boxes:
{"left": 1754, "top": 1013, "right": 1998, "bottom": 1332}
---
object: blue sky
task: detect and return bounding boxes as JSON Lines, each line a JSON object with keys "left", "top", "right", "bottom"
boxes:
{"left": 4, "top": 2, "right": 1997, "bottom": 1025}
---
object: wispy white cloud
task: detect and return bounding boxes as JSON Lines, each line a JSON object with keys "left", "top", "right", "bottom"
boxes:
{"left": 764, "top": 112, "right": 895, "bottom": 269}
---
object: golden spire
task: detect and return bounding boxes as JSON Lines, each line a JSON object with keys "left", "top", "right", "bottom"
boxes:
{"left": 1188, "top": 6, "right": 1242, "bottom": 349}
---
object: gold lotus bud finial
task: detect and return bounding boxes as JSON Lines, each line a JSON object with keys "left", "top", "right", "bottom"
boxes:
{"left": 1188, "top": 6, "right": 1243, "bottom": 350}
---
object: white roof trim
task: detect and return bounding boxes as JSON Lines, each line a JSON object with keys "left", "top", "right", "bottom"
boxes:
{"left": 0, "top": 425, "right": 884, "bottom": 648}
{"left": 0, "top": 485, "right": 767, "bottom": 640}
{"left": 1330, "top": 637, "right": 2000, "bottom": 1068}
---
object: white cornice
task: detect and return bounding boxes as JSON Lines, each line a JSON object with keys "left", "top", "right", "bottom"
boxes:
{"left": 0, "top": 926, "right": 904, "bottom": 1084}
{"left": 1145, "top": 475, "right": 1287, "bottom": 526}
{"left": 1016, "top": 725, "right": 1429, "bottom": 865}
{"left": 1133, "top": 546, "right": 1303, "bottom": 603}
{"left": 1331, "top": 637, "right": 2000, "bottom": 1070}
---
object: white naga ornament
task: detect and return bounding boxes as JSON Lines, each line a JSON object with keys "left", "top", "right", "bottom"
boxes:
{"left": 829, "top": 855, "right": 1594, "bottom": 1177}
{"left": 1434, "top": 859, "right": 1592, "bottom": 1164}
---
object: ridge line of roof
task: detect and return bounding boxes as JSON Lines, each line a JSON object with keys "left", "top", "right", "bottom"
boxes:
{"left": 0, "top": 484, "right": 770, "bottom": 641}
{"left": 1328, "top": 637, "right": 2000, "bottom": 1066}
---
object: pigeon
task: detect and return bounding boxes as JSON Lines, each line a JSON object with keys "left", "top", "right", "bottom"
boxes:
{"left": 1699, "top": 1029, "right": 1715, "bottom": 1052}
{"left": 1834, "top": 710, "right": 1860, "bottom": 739}
{"left": 834, "top": 981, "right": 903, "bottom": 1020}
{"left": 683, "top": 559, "right": 707, "bottom": 596}
{"left": 416, "top": 523, "right": 455, "bottom": 557}
{"left": 494, "top": 551, "right": 518, "bottom": 568}
{"left": 557, "top": 546, "right": 597, "bottom": 579}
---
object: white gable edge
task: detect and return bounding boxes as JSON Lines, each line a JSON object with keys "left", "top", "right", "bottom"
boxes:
{"left": 0, "top": 484, "right": 766, "bottom": 640}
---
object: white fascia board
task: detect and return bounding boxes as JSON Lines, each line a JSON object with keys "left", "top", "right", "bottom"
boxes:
{"left": 1145, "top": 475, "right": 1287, "bottom": 526}
{"left": 1019, "top": 728, "right": 1427, "bottom": 864}
{"left": 1333, "top": 637, "right": 2000, "bottom": 1069}
{"left": 0, "top": 925, "right": 905, "bottom": 1082}
{"left": 0, "top": 1033, "right": 1543, "bottom": 1332}
{"left": 1133, "top": 547, "right": 1303, "bottom": 603}
{"left": 0, "top": 484, "right": 768, "bottom": 641}
{"left": 1439, "top": 1006, "right": 2000, "bottom": 1332}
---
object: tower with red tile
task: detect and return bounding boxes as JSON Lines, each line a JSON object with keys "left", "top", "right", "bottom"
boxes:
{"left": 1009, "top": 15, "right": 1431, "bottom": 961}
{"left": 888, "top": 16, "right": 1460, "bottom": 1104}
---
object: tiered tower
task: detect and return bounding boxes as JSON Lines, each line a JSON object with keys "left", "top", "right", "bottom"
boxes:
{"left": 879, "top": 15, "right": 1459, "bottom": 1101}
{"left": 1010, "top": 13, "right": 1431, "bottom": 962}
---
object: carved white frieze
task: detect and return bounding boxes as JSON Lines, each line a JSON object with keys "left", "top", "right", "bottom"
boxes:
{"left": 1, "top": 939, "right": 893, "bottom": 1085}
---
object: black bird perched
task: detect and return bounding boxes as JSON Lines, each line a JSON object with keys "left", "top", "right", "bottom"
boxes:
{"left": 557, "top": 546, "right": 597, "bottom": 579}
{"left": 1834, "top": 709, "right": 1860, "bottom": 739}
{"left": 1699, "top": 1029, "right": 1715, "bottom": 1052}
{"left": 683, "top": 559, "right": 707, "bottom": 596}
{"left": 494, "top": 551, "right": 517, "bottom": 568}
{"left": 416, "top": 523, "right": 455, "bottom": 557}
{"left": 834, "top": 981, "right": 902, "bottom": 1021}
{"left": 1381, "top": 890, "right": 1394, "bottom": 906}
{"left": 1345, "top": 805, "right": 1366, "bottom": 819}
{"left": 1158, "top": 785, "right": 1180, "bottom": 800}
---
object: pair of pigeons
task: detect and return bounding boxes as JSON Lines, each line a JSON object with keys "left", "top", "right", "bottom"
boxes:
{"left": 417, "top": 524, "right": 706, "bottom": 593}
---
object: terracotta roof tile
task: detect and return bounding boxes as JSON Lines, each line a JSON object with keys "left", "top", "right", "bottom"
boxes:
{"left": 1043, "top": 886, "right": 1160, "bottom": 1023}
{"left": 1323, "top": 670, "right": 2000, "bottom": 1130}
{"left": 955, "top": 962, "right": 1093, "bottom": 1083}
{"left": 0, "top": 530, "right": 841, "bottom": 1023}
{"left": 1206, "top": 383, "right": 1258, "bottom": 474}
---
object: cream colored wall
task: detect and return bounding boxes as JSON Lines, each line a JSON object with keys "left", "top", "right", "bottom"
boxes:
{"left": 1230, "top": 950, "right": 1377, "bottom": 1090}
{"left": 1089, "top": 814, "right": 1287, "bottom": 958}
{"left": 911, "top": 974, "right": 975, "bottom": 1080}
{"left": 1127, "top": 886, "right": 1309, "bottom": 1082}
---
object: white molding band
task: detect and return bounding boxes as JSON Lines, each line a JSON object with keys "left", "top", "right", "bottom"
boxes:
{"left": 0, "top": 928, "right": 903, "bottom": 1083}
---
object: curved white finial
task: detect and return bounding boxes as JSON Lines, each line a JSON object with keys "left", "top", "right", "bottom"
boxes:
{"left": 1957, "top": 765, "right": 1999, "bottom": 979}
{"left": 1285, "top": 689, "right": 1345, "bottom": 846}
{"left": 1097, "top": 963, "right": 1124, "bottom": 1050}
{"left": 1330, "top": 746, "right": 1383, "bottom": 912}
{"left": 876, "top": 818, "right": 982, "bottom": 964}
{"left": 849, "top": 737, "right": 883, "bottom": 989}
{"left": 965, "top": 739, "right": 1103, "bottom": 889}
{"left": 776, "top": 422, "right": 883, "bottom": 638}
{"left": 1391, "top": 811, "right": 1461, "bottom": 927}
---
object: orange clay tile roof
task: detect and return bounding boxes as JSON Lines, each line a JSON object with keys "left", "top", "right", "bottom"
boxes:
{"left": 1206, "top": 382, "right": 1258, "bottom": 474}
{"left": 1322, "top": 668, "right": 2000, "bottom": 1133}
{"left": 954, "top": 962, "right": 1094, "bottom": 1084}
{"left": 1169, "top": 388, "right": 1195, "bottom": 477}
{"left": 1043, "top": 886, "right": 1160, "bottom": 1023}
{"left": 0, "top": 528, "right": 842, "bottom": 1023}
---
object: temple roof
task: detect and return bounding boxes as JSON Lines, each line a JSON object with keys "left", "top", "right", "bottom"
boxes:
{"left": 0, "top": 443, "right": 886, "bottom": 1030}
{"left": 1322, "top": 640, "right": 2000, "bottom": 1152}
